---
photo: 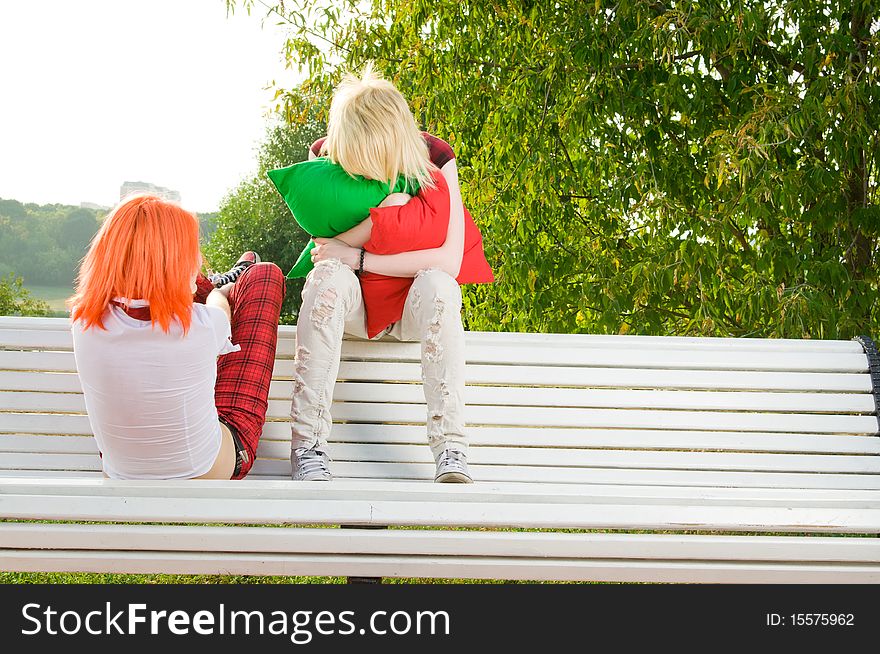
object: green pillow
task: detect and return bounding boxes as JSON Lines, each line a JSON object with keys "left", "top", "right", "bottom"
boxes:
{"left": 267, "top": 157, "right": 419, "bottom": 279}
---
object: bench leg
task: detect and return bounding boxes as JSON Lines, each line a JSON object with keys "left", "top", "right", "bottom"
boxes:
{"left": 341, "top": 524, "right": 387, "bottom": 584}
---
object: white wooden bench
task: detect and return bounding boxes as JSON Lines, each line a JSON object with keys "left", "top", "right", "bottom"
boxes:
{"left": 1, "top": 315, "right": 879, "bottom": 583}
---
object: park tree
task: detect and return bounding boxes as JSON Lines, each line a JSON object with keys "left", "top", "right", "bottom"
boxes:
{"left": 0, "top": 201, "right": 102, "bottom": 288}
{"left": 0, "top": 273, "right": 50, "bottom": 317}
{"left": 59, "top": 208, "right": 100, "bottom": 255}
{"left": 203, "top": 118, "right": 326, "bottom": 320}
{"left": 229, "top": 0, "right": 878, "bottom": 338}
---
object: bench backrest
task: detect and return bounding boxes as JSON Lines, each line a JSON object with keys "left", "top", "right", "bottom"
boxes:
{"left": 2, "top": 316, "right": 879, "bottom": 489}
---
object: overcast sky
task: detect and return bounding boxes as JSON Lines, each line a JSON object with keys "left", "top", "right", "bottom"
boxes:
{"left": 0, "top": 0, "right": 299, "bottom": 212}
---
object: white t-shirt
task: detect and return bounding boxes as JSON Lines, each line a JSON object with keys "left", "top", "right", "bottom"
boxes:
{"left": 72, "top": 299, "right": 240, "bottom": 480}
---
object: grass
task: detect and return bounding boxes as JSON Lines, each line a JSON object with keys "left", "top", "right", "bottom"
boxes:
{"left": 0, "top": 572, "right": 543, "bottom": 584}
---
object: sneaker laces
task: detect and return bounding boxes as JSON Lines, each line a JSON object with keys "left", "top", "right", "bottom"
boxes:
{"left": 438, "top": 449, "right": 467, "bottom": 472}
{"left": 294, "top": 447, "right": 330, "bottom": 478}
{"left": 209, "top": 261, "right": 253, "bottom": 288}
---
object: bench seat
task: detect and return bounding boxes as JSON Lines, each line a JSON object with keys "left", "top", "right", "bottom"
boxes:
{"left": 2, "top": 316, "right": 879, "bottom": 583}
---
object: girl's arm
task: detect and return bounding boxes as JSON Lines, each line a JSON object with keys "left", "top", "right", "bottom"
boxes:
{"left": 366, "top": 159, "right": 465, "bottom": 278}
{"left": 205, "top": 286, "right": 232, "bottom": 323}
{"left": 333, "top": 193, "right": 412, "bottom": 248}
{"left": 312, "top": 159, "right": 467, "bottom": 278}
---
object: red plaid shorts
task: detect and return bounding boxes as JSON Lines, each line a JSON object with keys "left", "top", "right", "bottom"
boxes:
{"left": 193, "top": 263, "right": 285, "bottom": 478}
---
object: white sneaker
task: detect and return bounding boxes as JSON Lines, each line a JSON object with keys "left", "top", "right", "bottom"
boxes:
{"left": 291, "top": 445, "right": 332, "bottom": 481}
{"left": 434, "top": 449, "right": 472, "bottom": 483}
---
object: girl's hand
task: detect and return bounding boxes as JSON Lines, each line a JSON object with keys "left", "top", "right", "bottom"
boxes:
{"left": 311, "top": 237, "right": 360, "bottom": 270}
{"left": 379, "top": 192, "right": 412, "bottom": 207}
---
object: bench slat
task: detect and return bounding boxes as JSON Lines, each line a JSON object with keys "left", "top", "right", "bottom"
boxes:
{"left": 278, "top": 461, "right": 880, "bottom": 489}
{"left": 4, "top": 363, "right": 874, "bottom": 394}
{"left": 2, "top": 492, "right": 879, "bottom": 532}
{"left": 298, "top": 424, "right": 880, "bottom": 454}
{"left": 331, "top": 385, "right": 879, "bottom": 413}
{"left": 5, "top": 549, "right": 879, "bottom": 583}
{"left": 3, "top": 523, "right": 879, "bottom": 562}
{"left": 3, "top": 478, "right": 879, "bottom": 508}
{"left": 1, "top": 317, "right": 865, "bottom": 351}
{"left": 2, "top": 329, "right": 869, "bottom": 371}
{"left": 3, "top": 464, "right": 879, "bottom": 489}
{"left": 4, "top": 428, "right": 880, "bottom": 456}
{"left": 330, "top": 403, "right": 880, "bottom": 433}
{"left": 262, "top": 442, "right": 880, "bottom": 473}
{"left": 5, "top": 406, "right": 876, "bottom": 435}
{"left": 0, "top": 351, "right": 74, "bottom": 372}
{"left": 3, "top": 387, "right": 876, "bottom": 414}
{"left": 3, "top": 444, "right": 879, "bottom": 475}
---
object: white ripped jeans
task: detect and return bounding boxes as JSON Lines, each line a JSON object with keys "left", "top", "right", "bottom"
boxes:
{"left": 290, "top": 258, "right": 467, "bottom": 461}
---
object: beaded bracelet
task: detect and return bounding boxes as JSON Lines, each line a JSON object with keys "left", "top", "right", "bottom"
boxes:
{"left": 357, "top": 247, "right": 366, "bottom": 276}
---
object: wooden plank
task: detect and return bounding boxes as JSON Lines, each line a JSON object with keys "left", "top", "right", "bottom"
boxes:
{"left": 3, "top": 523, "right": 879, "bottom": 562}
{"left": 2, "top": 465, "right": 879, "bottom": 490}
{"left": 6, "top": 447, "right": 880, "bottom": 477}
{"left": 254, "top": 442, "right": 880, "bottom": 474}
{"left": 0, "top": 371, "right": 83, "bottom": 393}
{"left": 0, "top": 470, "right": 99, "bottom": 479}
{"left": 3, "top": 440, "right": 880, "bottom": 475}
{"left": 3, "top": 478, "right": 879, "bottom": 509}
{"left": 7, "top": 406, "right": 878, "bottom": 435}
{"left": 281, "top": 461, "right": 880, "bottom": 490}
{"left": 5, "top": 426, "right": 880, "bottom": 456}
{"left": 4, "top": 549, "right": 879, "bottom": 582}
{"left": 319, "top": 364, "right": 877, "bottom": 392}
{"left": 0, "top": 453, "right": 102, "bottom": 471}
{"left": 1, "top": 316, "right": 864, "bottom": 351}
{"left": 298, "top": 341, "right": 874, "bottom": 372}
{"left": 326, "top": 403, "right": 880, "bottom": 434}
{"left": 0, "top": 392, "right": 84, "bottom": 413}
{"left": 2, "top": 493, "right": 879, "bottom": 532}
{"left": 3, "top": 430, "right": 878, "bottom": 460}
{"left": 4, "top": 387, "right": 876, "bottom": 415}
{"left": 0, "top": 351, "right": 76, "bottom": 372}
{"left": 0, "top": 435, "right": 97, "bottom": 454}
{"left": 312, "top": 424, "right": 880, "bottom": 455}
{"left": 330, "top": 384, "right": 877, "bottom": 413}
{"left": 2, "top": 444, "right": 879, "bottom": 489}
{"left": 3, "top": 363, "right": 873, "bottom": 394}
{"left": 0, "top": 329, "right": 73, "bottom": 350}
{"left": 2, "top": 329, "right": 869, "bottom": 371}
{"left": 276, "top": 423, "right": 880, "bottom": 454}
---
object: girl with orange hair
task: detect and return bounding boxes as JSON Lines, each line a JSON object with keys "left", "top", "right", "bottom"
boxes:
{"left": 69, "top": 194, "right": 285, "bottom": 479}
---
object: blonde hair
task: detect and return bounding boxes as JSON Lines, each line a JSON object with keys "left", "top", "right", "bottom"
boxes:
{"left": 323, "top": 62, "right": 437, "bottom": 191}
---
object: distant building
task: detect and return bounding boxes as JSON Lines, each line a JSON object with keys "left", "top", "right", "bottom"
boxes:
{"left": 80, "top": 202, "right": 110, "bottom": 211}
{"left": 120, "top": 181, "right": 181, "bottom": 203}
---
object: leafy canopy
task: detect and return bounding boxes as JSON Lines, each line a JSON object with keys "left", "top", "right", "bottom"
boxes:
{"left": 0, "top": 273, "right": 51, "bottom": 317}
{"left": 229, "top": 0, "right": 878, "bottom": 338}
{"left": 203, "top": 118, "right": 326, "bottom": 320}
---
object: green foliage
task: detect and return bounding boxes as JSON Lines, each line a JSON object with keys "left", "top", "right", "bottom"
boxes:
{"left": 199, "top": 211, "right": 219, "bottom": 241}
{"left": 203, "top": 120, "right": 326, "bottom": 321}
{"left": 0, "top": 273, "right": 51, "bottom": 317}
{"left": 0, "top": 199, "right": 102, "bottom": 288}
{"left": 230, "top": 0, "right": 879, "bottom": 338}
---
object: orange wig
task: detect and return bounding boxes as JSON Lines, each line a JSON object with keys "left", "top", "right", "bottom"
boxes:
{"left": 69, "top": 194, "right": 202, "bottom": 333}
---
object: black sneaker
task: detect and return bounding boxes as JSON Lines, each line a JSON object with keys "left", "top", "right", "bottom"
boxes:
{"left": 209, "top": 251, "right": 260, "bottom": 288}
